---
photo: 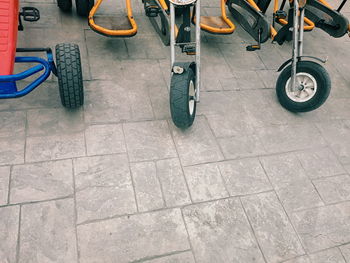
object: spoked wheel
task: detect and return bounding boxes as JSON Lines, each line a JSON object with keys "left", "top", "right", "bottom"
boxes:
{"left": 55, "top": 43, "right": 84, "bottom": 109}
{"left": 170, "top": 66, "right": 197, "bottom": 128}
{"left": 57, "top": 0, "right": 73, "bottom": 12}
{"left": 276, "top": 60, "right": 331, "bottom": 112}
{"left": 75, "top": 0, "right": 94, "bottom": 17}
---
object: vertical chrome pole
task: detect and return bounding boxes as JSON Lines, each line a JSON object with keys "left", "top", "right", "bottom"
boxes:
{"left": 170, "top": 2, "right": 176, "bottom": 69}
{"left": 298, "top": 6, "right": 305, "bottom": 57}
{"left": 291, "top": 0, "right": 299, "bottom": 92}
{"left": 195, "top": 0, "right": 201, "bottom": 102}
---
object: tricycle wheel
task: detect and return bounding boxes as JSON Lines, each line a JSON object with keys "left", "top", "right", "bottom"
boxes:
{"left": 170, "top": 67, "right": 196, "bottom": 128}
{"left": 276, "top": 60, "right": 331, "bottom": 112}
{"left": 57, "top": 0, "right": 72, "bottom": 12}
{"left": 75, "top": 0, "right": 94, "bottom": 17}
{"left": 55, "top": 43, "right": 84, "bottom": 109}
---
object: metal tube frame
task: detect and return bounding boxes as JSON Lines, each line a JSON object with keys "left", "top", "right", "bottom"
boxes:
{"left": 291, "top": 0, "right": 305, "bottom": 92}
{"left": 169, "top": 0, "right": 201, "bottom": 102}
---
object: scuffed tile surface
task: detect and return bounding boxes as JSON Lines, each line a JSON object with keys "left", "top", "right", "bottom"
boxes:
{"left": 74, "top": 154, "right": 136, "bottom": 223}
{"left": 131, "top": 162, "right": 164, "bottom": 212}
{"left": 313, "top": 174, "right": 350, "bottom": 204}
{"left": 145, "top": 251, "right": 195, "bottom": 263}
{"left": 85, "top": 124, "right": 126, "bottom": 156}
{"left": 261, "top": 153, "right": 323, "bottom": 212}
{"left": 0, "top": 138, "right": 25, "bottom": 165}
{"left": 10, "top": 160, "right": 73, "bottom": 204}
{"left": 156, "top": 159, "right": 191, "bottom": 207}
{"left": 25, "top": 133, "right": 86, "bottom": 162}
{"left": 0, "top": 206, "right": 19, "bottom": 263}
{"left": 241, "top": 192, "right": 304, "bottom": 263}
{"left": 124, "top": 120, "right": 177, "bottom": 162}
{"left": 169, "top": 116, "right": 223, "bottom": 166}
{"left": 218, "top": 158, "right": 272, "bottom": 196}
{"left": 0, "top": 166, "right": 10, "bottom": 205}
{"left": 19, "top": 199, "right": 77, "bottom": 263}
{"left": 184, "top": 163, "right": 228, "bottom": 202}
{"left": 77, "top": 209, "right": 190, "bottom": 263}
{"left": 340, "top": 243, "right": 350, "bottom": 262}
{"left": 297, "top": 148, "right": 345, "bottom": 179}
{"left": 183, "top": 198, "right": 265, "bottom": 263}
{"left": 291, "top": 201, "right": 350, "bottom": 253}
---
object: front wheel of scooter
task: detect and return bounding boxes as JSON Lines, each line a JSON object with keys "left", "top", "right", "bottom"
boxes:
{"left": 75, "top": 0, "right": 94, "bottom": 17}
{"left": 170, "top": 67, "right": 196, "bottom": 129}
{"left": 55, "top": 43, "right": 84, "bottom": 109}
{"left": 276, "top": 60, "right": 331, "bottom": 112}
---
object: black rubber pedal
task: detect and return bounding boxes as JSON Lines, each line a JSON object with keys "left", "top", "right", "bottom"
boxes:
{"left": 21, "top": 7, "right": 40, "bottom": 22}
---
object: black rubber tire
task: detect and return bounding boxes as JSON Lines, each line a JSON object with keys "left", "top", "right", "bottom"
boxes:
{"left": 57, "top": 0, "right": 72, "bottom": 12}
{"left": 276, "top": 60, "right": 331, "bottom": 112}
{"left": 55, "top": 43, "right": 84, "bottom": 109}
{"left": 75, "top": 0, "right": 94, "bottom": 17}
{"left": 170, "top": 67, "right": 196, "bottom": 128}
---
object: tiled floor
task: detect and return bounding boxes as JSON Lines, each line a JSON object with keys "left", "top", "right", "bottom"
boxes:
{"left": 1, "top": 0, "right": 350, "bottom": 262}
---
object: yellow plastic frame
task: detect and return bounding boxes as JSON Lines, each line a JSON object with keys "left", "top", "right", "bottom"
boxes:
{"left": 199, "top": 0, "right": 236, "bottom": 34}
{"left": 88, "top": 0, "right": 137, "bottom": 37}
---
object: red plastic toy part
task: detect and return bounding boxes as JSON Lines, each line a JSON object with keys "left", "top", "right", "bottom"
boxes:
{"left": 0, "top": 0, "right": 19, "bottom": 75}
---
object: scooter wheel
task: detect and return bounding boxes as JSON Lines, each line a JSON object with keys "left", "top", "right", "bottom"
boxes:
{"left": 55, "top": 43, "right": 84, "bottom": 108}
{"left": 57, "top": 0, "right": 72, "bottom": 12}
{"left": 170, "top": 67, "right": 196, "bottom": 128}
{"left": 75, "top": 0, "right": 94, "bottom": 17}
{"left": 276, "top": 60, "right": 331, "bottom": 112}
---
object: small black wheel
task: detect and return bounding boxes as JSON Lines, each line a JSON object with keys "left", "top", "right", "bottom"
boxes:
{"left": 55, "top": 43, "right": 84, "bottom": 109}
{"left": 75, "top": 0, "right": 94, "bottom": 17}
{"left": 57, "top": 0, "right": 72, "bottom": 12}
{"left": 170, "top": 67, "right": 197, "bottom": 128}
{"left": 165, "top": 0, "right": 184, "bottom": 17}
{"left": 276, "top": 60, "right": 331, "bottom": 112}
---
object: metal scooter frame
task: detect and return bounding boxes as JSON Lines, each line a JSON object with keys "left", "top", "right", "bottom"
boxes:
{"left": 170, "top": 0, "right": 201, "bottom": 102}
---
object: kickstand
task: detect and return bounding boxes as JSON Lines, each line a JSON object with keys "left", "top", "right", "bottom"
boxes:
{"left": 246, "top": 29, "right": 261, "bottom": 51}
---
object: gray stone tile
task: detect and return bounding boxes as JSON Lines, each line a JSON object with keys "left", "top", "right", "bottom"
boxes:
{"left": 297, "top": 148, "right": 345, "bottom": 179}
{"left": 340, "top": 243, "right": 350, "bottom": 262}
{"left": 169, "top": 117, "right": 223, "bottom": 166}
{"left": 77, "top": 209, "right": 190, "bottom": 263}
{"left": 183, "top": 198, "right": 265, "bottom": 263}
{"left": 241, "top": 191, "right": 305, "bottom": 263}
{"left": 313, "top": 174, "right": 350, "bottom": 204}
{"left": 183, "top": 163, "right": 228, "bottom": 202}
{"left": 124, "top": 120, "right": 177, "bottom": 162}
{"left": 25, "top": 133, "right": 86, "bottom": 162}
{"left": 19, "top": 199, "right": 77, "bottom": 263}
{"left": 218, "top": 158, "right": 272, "bottom": 196}
{"left": 0, "top": 166, "right": 10, "bottom": 205}
{"left": 258, "top": 124, "right": 326, "bottom": 153}
{"left": 145, "top": 251, "right": 195, "bottom": 263}
{"left": 0, "top": 206, "right": 19, "bottom": 263}
{"left": 155, "top": 159, "right": 191, "bottom": 207}
{"left": 308, "top": 248, "right": 346, "bottom": 263}
{"left": 10, "top": 160, "right": 73, "bottom": 204}
{"left": 74, "top": 154, "right": 136, "bottom": 223}
{"left": 291, "top": 201, "right": 350, "bottom": 253}
{"left": 85, "top": 124, "right": 126, "bottom": 156}
{"left": 218, "top": 135, "right": 267, "bottom": 160}
{"left": 0, "top": 137, "right": 25, "bottom": 166}
{"left": 27, "top": 108, "right": 84, "bottom": 136}
{"left": 0, "top": 111, "right": 26, "bottom": 138}
{"left": 234, "top": 70, "right": 266, "bottom": 90}
{"left": 283, "top": 255, "right": 311, "bottom": 263}
{"left": 131, "top": 162, "right": 164, "bottom": 212}
{"left": 316, "top": 121, "right": 350, "bottom": 164}
{"left": 261, "top": 153, "right": 323, "bottom": 212}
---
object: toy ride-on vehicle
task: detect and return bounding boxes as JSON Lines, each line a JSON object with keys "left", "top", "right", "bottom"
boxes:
{"left": 0, "top": 0, "right": 84, "bottom": 108}
{"left": 144, "top": 0, "right": 236, "bottom": 128}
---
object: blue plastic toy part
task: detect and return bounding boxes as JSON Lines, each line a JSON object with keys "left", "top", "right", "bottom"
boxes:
{"left": 0, "top": 48, "right": 56, "bottom": 99}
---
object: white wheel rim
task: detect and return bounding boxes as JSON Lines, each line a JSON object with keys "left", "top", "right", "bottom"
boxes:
{"left": 285, "top": 72, "right": 318, "bottom": 103}
{"left": 188, "top": 80, "right": 195, "bottom": 116}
